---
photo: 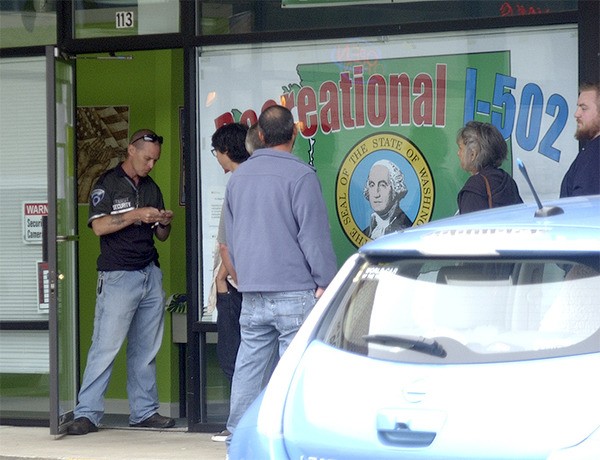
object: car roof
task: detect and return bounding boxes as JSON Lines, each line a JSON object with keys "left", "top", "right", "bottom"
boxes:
{"left": 360, "top": 195, "right": 600, "bottom": 258}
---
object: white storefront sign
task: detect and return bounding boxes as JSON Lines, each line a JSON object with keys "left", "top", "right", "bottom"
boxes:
{"left": 23, "top": 202, "right": 48, "bottom": 244}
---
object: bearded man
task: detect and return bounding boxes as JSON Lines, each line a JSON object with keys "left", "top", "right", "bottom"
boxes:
{"left": 560, "top": 82, "right": 600, "bottom": 198}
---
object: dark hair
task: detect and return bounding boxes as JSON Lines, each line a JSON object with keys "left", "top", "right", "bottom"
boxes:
{"left": 211, "top": 123, "right": 250, "bottom": 163}
{"left": 457, "top": 121, "right": 507, "bottom": 170}
{"left": 258, "top": 105, "right": 295, "bottom": 147}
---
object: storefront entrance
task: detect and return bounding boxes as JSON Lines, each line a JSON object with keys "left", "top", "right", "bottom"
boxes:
{"left": 1, "top": 0, "right": 598, "bottom": 436}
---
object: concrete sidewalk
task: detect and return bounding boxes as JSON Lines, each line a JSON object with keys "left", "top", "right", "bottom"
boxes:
{"left": 0, "top": 425, "right": 226, "bottom": 460}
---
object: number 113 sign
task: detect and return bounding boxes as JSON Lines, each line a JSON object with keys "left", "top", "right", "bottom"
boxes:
{"left": 116, "top": 11, "right": 135, "bottom": 29}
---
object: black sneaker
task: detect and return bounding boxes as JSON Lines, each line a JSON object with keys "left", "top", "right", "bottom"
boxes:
{"left": 67, "top": 417, "right": 98, "bottom": 435}
{"left": 129, "top": 413, "right": 175, "bottom": 428}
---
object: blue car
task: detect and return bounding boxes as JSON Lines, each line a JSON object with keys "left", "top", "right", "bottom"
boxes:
{"left": 230, "top": 195, "right": 600, "bottom": 460}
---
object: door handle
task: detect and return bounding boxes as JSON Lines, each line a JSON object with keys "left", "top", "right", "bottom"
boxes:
{"left": 378, "top": 423, "right": 436, "bottom": 447}
{"left": 56, "top": 235, "right": 79, "bottom": 242}
{"left": 376, "top": 409, "right": 445, "bottom": 448}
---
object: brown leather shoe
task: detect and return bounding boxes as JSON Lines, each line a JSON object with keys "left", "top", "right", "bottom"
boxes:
{"left": 129, "top": 413, "right": 175, "bottom": 428}
{"left": 67, "top": 417, "right": 98, "bottom": 435}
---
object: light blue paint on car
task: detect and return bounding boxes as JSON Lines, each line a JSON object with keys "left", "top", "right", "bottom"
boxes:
{"left": 230, "top": 195, "right": 600, "bottom": 460}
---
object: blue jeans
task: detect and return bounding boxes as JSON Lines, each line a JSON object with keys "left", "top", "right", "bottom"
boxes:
{"left": 74, "top": 263, "right": 165, "bottom": 425}
{"left": 226, "top": 289, "right": 317, "bottom": 437}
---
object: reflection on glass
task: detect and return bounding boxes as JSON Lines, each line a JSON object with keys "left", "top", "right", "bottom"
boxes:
{"left": 74, "top": 0, "right": 179, "bottom": 39}
{"left": 0, "top": 361, "right": 50, "bottom": 421}
{"left": 199, "top": 0, "right": 577, "bottom": 36}
{"left": 322, "top": 258, "right": 600, "bottom": 363}
{"left": 0, "top": 0, "right": 56, "bottom": 48}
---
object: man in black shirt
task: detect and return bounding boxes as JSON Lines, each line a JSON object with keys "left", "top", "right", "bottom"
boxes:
{"left": 560, "top": 82, "right": 600, "bottom": 198}
{"left": 68, "top": 129, "right": 175, "bottom": 435}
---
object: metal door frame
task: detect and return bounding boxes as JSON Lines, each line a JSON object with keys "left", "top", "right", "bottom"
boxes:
{"left": 47, "top": 45, "right": 79, "bottom": 435}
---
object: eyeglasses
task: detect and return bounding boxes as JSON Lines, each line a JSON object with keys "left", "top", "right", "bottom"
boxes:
{"left": 211, "top": 148, "right": 218, "bottom": 157}
{"left": 131, "top": 133, "right": 163, "bottom": 145}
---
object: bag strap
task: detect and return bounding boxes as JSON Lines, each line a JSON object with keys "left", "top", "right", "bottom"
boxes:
{"left": 481, "top": 174, "right": 493, "bottom": 208}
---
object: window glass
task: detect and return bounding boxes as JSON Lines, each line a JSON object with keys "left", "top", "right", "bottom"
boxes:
{"left": 0, "top": 1, "right": 56, "bottom": 48}
{"left": 0, "top": 57, "right": 48, "bottom": 322}
{"left": 0, "top": 56, "right": 50, "bottom": 420}
{"left": 196, "top": 26, "right": 578, "bottom": 307}
{"left": 74, "top": 0, "right": 179, "bottom": 39}
{"left": 317, "top": 258, "right": 600, "bottom": 363}
{"left": 199, "top": 0, "right": 577, "bottom": 36}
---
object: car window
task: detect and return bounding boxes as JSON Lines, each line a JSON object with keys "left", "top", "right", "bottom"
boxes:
{"left": 317, "top": 257, "right": 600, "bottom": 363}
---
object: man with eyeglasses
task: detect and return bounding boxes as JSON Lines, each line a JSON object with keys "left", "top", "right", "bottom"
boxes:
{"left": 68, "top": 129, "right": 175, "bottom": 435}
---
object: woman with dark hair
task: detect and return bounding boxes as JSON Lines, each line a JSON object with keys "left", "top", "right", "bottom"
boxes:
{"left": 456, "top": 121, "right": 523, "bottom": 214}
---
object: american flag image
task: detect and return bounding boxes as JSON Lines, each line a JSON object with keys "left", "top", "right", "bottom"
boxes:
{"left": 77, "top": 106, "right": 129, "bottom": 203}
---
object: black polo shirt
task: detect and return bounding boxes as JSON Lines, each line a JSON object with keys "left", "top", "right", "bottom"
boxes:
{"left": 88, "top": 163, "right": 164, "bottom": 271}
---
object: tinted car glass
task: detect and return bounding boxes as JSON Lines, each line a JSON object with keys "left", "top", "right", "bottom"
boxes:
{"left": 317, "top": 257, "right": 600, "bottom": 363}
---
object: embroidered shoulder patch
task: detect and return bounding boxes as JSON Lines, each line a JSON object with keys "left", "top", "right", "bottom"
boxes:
{"left": 91, "top": 189, "right": 105, "bottom": 207}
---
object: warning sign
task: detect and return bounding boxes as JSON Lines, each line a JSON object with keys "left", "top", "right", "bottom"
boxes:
{"left": 23, "top": 202, "right": 48, "bottom": 244}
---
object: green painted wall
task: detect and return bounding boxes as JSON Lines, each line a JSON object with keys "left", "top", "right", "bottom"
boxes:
{"left": 76, "top": 49, "right": 186, "bottom": 407}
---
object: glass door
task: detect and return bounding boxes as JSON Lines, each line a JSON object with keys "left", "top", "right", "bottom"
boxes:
{"left": 47, "top": 46, "right": 79, "bottom": 435}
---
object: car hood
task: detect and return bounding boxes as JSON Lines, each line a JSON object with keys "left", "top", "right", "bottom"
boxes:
{"left": 282, "top": 341, "right": 600, "bottom": 460}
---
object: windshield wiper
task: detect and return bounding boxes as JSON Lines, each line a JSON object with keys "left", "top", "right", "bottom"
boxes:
{"left": 363, "top": 334, "right": 447, "bottom": 358}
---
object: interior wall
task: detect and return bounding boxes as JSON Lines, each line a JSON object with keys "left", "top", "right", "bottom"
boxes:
{"left": 76, "top": 49, "right": 185, "bottom": 412}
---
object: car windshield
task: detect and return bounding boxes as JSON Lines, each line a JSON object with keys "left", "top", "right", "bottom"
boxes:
{"left": 319, "top": 257, "right": 600, "bottom": 363}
